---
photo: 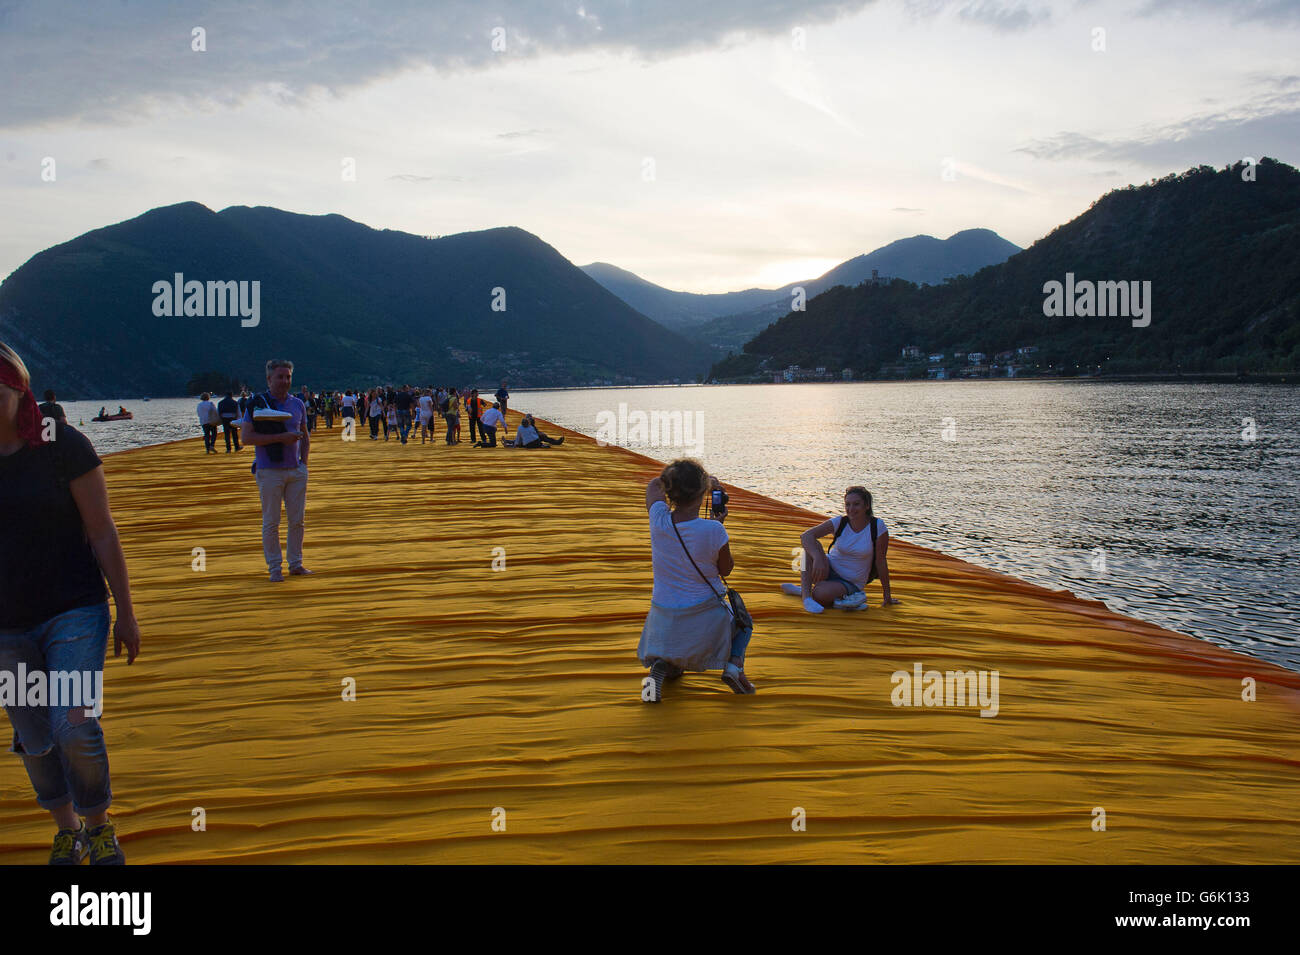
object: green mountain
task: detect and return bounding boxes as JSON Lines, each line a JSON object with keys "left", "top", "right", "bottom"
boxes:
{"left": 710, "top": 159, "right": 1300, "bottom": 380}
{"left": 0, "top": 203, "right": 701, "bottom": 396}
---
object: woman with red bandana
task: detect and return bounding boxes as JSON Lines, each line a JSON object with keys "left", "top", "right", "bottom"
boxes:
{"left": 0, "top": 341, "right": 140, "bottom": 865}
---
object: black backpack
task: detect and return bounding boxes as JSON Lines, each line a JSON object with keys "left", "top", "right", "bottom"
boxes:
{"left": 828, "top": 515, "right": 881, "bottom": 584}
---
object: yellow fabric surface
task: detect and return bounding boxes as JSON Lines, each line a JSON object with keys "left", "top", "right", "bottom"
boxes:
{"left": 2, "top": 412, "right": 1297, "bottom": 863}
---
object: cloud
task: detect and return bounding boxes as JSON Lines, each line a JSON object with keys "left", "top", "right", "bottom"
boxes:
{"left": 956, "top": 1, "right": 1051, "bottom": 32}
{"left": 892, "top": 206, "right": 925, "bottom": 213}
{"left": 388, "top": 173, "right": 466, "bottom": 182}
{"left": 1015, "top": 88, "right": 1300, "bottom": 166}
{"left": 903, "top": 0, "right": 1053, "bottom": 32}
{"left": 949, "top": 159, "right": 1032, "bottom": 193}
{"left": 495, "top": 129, "right": 551, "bottom": 139}
{"left": 88, "top": 157, "right": 110, "bottom": 169}
{"left": 1138, "top": 0, "right": 1300, "bottom": 24}
{"left": 0, "top": 0, "right": 879, "bottom": 129}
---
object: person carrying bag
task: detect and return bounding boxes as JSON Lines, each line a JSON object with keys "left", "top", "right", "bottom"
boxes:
{"left": 638, "top": 459, "right": 757, "bottom": 702}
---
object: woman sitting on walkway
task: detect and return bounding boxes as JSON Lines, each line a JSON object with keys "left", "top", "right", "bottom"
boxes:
{"left": 639, "top": 458, "right": 754, "bottom": 700}
{"left": 783, "top": 486, "right": 900, "bottom": 613}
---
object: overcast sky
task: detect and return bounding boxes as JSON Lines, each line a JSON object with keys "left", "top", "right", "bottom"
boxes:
{"left": 2, "top": 0, "right": 1298, "bottom": 292}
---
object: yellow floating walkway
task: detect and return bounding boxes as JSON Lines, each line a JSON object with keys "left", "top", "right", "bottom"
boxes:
{"left": 2, "top": 412, "right": 1298, "bottom": 863}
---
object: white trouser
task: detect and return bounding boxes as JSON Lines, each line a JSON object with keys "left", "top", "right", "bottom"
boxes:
{"left": 255, "top": 462, "right": 308, "bottom": 571}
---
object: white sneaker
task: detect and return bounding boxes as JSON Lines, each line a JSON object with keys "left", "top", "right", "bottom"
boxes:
{"left": 780, "top": 583, "right": 802, "bottom": 596}
{"left": 834, "top": 591, "right": 868, "bottom": 611}
{"left": 802, "top": 596, "right": 824, "bottom": 614}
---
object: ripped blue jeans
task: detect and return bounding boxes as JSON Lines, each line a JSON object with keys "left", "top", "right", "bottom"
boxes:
{"left": 0, "top": 602, "right": 113, "bottom": 815}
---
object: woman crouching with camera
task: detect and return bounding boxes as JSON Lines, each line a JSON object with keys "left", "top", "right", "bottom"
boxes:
{"left": 638, "top": 458, "right": 755, "bottom": 701}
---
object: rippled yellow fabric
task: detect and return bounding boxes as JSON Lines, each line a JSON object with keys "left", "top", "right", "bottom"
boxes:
{"left": 3, "top": 413, "right": 1298, "bottom": 863}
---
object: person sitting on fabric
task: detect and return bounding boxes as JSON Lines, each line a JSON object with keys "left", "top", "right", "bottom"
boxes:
{"left": 505, "top": 414, "right": 564, "bottom": 448}
{"left": 782, "top": 485, "right": 900, "bottom": 613}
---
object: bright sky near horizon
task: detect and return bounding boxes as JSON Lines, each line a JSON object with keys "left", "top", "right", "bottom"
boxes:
{"left": 2, "top": 0, "right": 1298, "bottom": 293}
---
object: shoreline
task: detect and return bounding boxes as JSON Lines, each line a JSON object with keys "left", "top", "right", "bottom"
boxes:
{"left": 48, "top": 373, "right": 1300, "bottom": 402}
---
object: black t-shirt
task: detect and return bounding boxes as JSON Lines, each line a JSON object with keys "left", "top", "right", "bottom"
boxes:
{"left": 38, "top": 401, "right": 66, "bottom": 421}
{"left": 0, "top": 421, "right": 108, "bottom": 629}
{"left": 217, "top": 396, "right": 240, "bottom": 420}
{"left": 395, "top": 391, "right": 413, "bottom": 411}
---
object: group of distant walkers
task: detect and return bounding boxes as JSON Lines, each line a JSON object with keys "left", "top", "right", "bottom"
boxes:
{"left": 213, "top": 366, "right": 571, "bottom": 584}
{"left": 195, "top": 392, "right": 244, "bottom": 452}
{"left": 2, "top": 340, "right": 898, "bottom": 866}
{"left": 197, "top": 379, "right": 565, "bottom": 452}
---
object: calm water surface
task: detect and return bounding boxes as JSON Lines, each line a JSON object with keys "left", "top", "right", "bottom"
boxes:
{"left": 73, "top": 382, "right": 1300, "bottom": 672}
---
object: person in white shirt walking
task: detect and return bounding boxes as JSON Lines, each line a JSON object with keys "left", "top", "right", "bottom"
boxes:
{"left": 196, "top": 393, "right": 221, "bottom": 454}
{"left": 417, "top": 389, "right": 435, "bottom": 444}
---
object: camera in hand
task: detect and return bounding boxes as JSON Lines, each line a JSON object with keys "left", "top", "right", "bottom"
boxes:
{"left": 709, "top": 488, "right": 729, "bottom": 518}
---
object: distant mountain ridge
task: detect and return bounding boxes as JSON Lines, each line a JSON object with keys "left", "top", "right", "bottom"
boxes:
{"left": 582, "top": 229, "right": 1022, "bottom": 351}
{"left": 709, "top": 159, "right": 1300, "bottom": 380}
{"left": 0, "top": 203, "right": 701, "bottom": 396}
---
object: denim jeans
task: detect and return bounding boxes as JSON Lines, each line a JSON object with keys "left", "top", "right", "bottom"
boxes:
{"left": 729, "top": 621, "right": 753, "bottom": 661}
{"left": 397, "top": 410, "right": 412, "bottom": 443}
{"left": 0, "top": 602, "right": 113, "bottom": 814}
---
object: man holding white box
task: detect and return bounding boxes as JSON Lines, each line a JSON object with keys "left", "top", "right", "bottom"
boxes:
{"left": 239, "top": 359, "right": 311, "bottom": 582}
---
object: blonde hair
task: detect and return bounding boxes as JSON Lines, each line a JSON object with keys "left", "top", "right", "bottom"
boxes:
{"left": 0, "top": 341, "right": 32, "bottom": 388}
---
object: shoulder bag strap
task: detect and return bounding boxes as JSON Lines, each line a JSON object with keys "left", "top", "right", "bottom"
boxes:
{"left": 669, "top": 517, "right": 733, "bottom": 616}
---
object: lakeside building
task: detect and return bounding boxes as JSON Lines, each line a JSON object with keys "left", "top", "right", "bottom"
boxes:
{"left": 782, "top": 364, "right": 834, "bottom": 382}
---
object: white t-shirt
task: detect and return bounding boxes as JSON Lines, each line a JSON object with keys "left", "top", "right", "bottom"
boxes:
{"left": 649, "top": 500, "right": 728, "bottom": 608}
{"left": 418, "top": 395, "right": 434, "bottom": 420}
{"left": 196, "top": 400, "right": 219, "bottom": 425}
{"left": 369, "top": 398, "right": 383, "bottom": 417}
{"left": 342, "top": 394, "right": 356, "bottom": 408}
{"left": 514, "top": 423, "right": 540, "bottom": 444}
{"left": 480, "top": 408, "right": 505, "bottom": 429}
{"left": 827, "top": 516, "right": 887, "bottom": 587}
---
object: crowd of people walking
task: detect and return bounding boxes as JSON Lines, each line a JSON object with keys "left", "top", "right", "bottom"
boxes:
{"left": 204, "top": 380, "right": 530, "bottom": 450}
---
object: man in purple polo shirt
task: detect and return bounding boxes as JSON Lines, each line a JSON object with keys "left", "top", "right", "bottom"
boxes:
{"left": 239, "top": 359, "right": 312, "bottom": 582}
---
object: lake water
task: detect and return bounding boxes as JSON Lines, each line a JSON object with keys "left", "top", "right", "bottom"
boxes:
{"left": 69, "top": 381, "right": 1300, "bottom": 672}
